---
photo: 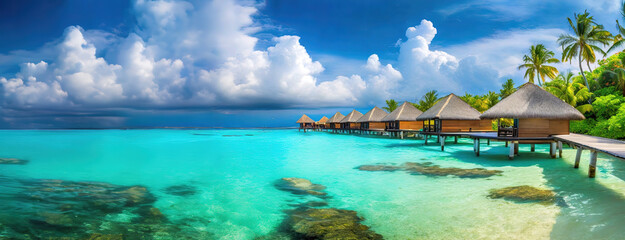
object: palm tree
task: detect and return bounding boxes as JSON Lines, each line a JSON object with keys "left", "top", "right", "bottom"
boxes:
{"left": 486, "top": 91, "right": 499, "bottom": 109}
{"left": 415, "top": 90, "right": 439, "bottom": 112}
{"left": 558, "top": 11, "right": 612, "bottom": 94}
{"left": 606, "top": 1, "right": 625, "bottom": 55}
{"left": 518, "top": 44, "right": 560, "bottom": 86}
{"left": 499, "top": 79, "right": 516, "bottom": 99}
{"left": 545, "top": 72, "right": 593, "bottom": 113}
{"left": 383, "top": 99, "right": 399, "bottom": 112}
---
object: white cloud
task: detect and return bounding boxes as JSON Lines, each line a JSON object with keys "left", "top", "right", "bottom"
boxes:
{"left": 115, "top": 34, "right": 186, "bottom": 104}
{"left": 134, "top": 0, "right": 258, "bottom": 66}
{"left": 1, "top": 26, "right": 125, "bottom": 108}
{"left": 191, "top": 35, "right": 368, "bottom": 108}
{"left": 444, "top": 28, "right": 568, "bottom": 79}
{"left": 394, "top": 19, "right": 501, "bottom": 97}
{"left": 0, "top": 0, "right": 404, "bottom": 111}
{"left": 1, "top": 0, "right": 600, "bottom": 115}
{"left": 0, "top": 61, "right": 68, "bottom": 107}
{"left": 361, "top": 54, "right": 402, "bottom": 105}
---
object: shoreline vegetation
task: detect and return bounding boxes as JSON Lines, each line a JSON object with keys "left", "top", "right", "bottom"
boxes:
{"left": 375, "top": 6, "right": 625, "bottom": 140}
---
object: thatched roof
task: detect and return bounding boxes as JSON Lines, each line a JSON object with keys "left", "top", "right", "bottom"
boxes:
{"left": 326, "top": 112, "right": 345, "bottom": 123}
{"left": 316, "top": 116, "right": 329, "bottom": 124}
{"left": 296, "top": 114, "right": 315, "bottom": 123}
{"left": 481, "top": 82, "right": 585, "bottom": 120}
{"left": 357, "top": 107, "right": 388, "bottom": 122}
{"left": 340, "top": 110, "right": 364, "bottom": 123}
{"left": 416, "top": 94, "right": 481, "bottom": 120}
{"left": 381, "top": 101, "right": 423, "bottom": 121}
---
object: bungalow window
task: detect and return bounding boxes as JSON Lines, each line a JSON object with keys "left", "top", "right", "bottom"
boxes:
{"left": 497, "top": 118, "right": 518, "bottom": 137}
{"left": 423, "top": 119, "right": 438, "bottom": 132}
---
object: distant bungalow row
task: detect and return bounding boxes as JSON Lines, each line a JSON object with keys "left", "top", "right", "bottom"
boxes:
{"left": 297, "top": 82, "right": 625, "bottom": 178}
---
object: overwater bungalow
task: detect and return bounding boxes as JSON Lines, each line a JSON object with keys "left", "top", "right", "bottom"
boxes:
{"left": 381, "top": 101, "right": 423, "bottom": 139}
{"left": 326, "top": 112, "right": 345, "bottom": 132}
{"left": 356, "top": 107, "right": 388, "bottom": 135}
{"left": 296, "top": 114, "right": 315, "bottom": 132}
{"left": 340, "top": 110, "right": 364, "bottom": 133}
{"left": 480, "top": 82, "right": 585, "bottom": 159}
{"left": 417, "top": 93, "right": 492, "bottom": 133}
{"left": 416, "top": 94, "right": 492, "bottom": 149}
{"left": 315, "top": 116, "right": 329, "bottom": 130}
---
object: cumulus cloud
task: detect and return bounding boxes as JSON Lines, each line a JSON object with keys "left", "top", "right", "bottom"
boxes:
{"left": 394, "top": 19, "right": 503, "bottom": 97}
{"left": 360, "top": 54, "right": 402, "bottom": 105}
{"left": 0, "top": 0, "right": 567, "bottom": 117}
{"left": 191, "top": 35, "right": 376, "bottom": 108}
{"left": 0, "top": 0, "right": 391, "bottom": 111}
{"left": 1, "top": 26, "right": 125, "bottom": 108}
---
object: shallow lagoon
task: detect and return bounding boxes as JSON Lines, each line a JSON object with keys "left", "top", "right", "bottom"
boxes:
{"left": 0, "top": 129, "right": 624, "bottom": 239}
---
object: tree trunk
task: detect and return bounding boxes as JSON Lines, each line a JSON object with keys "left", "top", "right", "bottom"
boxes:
{"left": 587, "top": 61, "right": 593, "bottom": 73}
{"left": 579, "top": 52, "right": 592, "bottom": 103}
{"left": 536, "top": 68, "right": 542, "bottom": 86}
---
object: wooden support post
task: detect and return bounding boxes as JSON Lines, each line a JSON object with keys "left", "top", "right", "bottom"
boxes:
{"left": 550, "top": 142, "right": 556, "bottom": 158}
{"left": 505, "top": 141, "right": 508, "bottom": 147}
{"left": 436, "top": 135, "right": 440, "bottom": 143}
{"left": 514, "top": 141, "right": 519, "bottom": 155}
{"left": 400, "top": 131, "right": 404, "bottom": 139}
{"left": 509, "top": 141, "right": 515, "bottom": 160}
{"left": 558, "top": 141, "right": 563, "bottom": 158}
{"left": 473, "top": 139, "right": 477, "bottom": 153}
{"left": 425, "top": 135, "right": 428, "bottom": 145}
{"left": 589, "top": 150, "right": 598, "bottom": 178}
{"left": 441, "top": 136, "right": 446, "bottom": 151}
{"left": 454, "top": 136, "right": 458, "bottom": 144}
{"left": 487, "top": 139, "right": 490, "bottom": 145}
{"left": 531, "top": 144, "right": 535, "bottom": 152}
{"left": 476, "top": 139, "right": 481, "bottom": 157}
{"left": 574, "top": 147, "right": 582, "bottom": 168}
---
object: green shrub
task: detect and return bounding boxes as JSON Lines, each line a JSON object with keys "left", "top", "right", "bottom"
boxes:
{"left": 592, "top": 94, "right": 625, "bottom": 120}
{"left": 593, "top": 86, "right": 620, "bottom": 97}
{"left": 588, "top": 120, "right": 624, "bottom": 139}
{"left": 570, "top": 119, "right": 595, "bottom": 134}
{"left": 607, "top": 104, "right": 625, "bottom": 139}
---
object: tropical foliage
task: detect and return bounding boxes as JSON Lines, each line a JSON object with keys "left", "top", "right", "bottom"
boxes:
{"left": 544, "top": 72, "right": 593, "bottom": 113}
{"left": 383, "top": 99, "right": 399, "bottom": 112}
{"left": 518, "top": 44, "right": 560, "bottom": 86}
{"left": 607, "top": 1, "right": 625, "bottom": 54}
{"left": 500, "top": 79, "right": 516, "bottom": 99}
{"left": 558, "top": 11, "right": 612, "bottom": 93}
{"left": 459, "top": 93, "right": 493, "bottom": 113}
{"left": 413, "top": 90, "right": 439, "bottom": 112}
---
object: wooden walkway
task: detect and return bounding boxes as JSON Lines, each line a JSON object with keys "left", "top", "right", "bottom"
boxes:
{"left": 554, "top": 133, "right": 625, "bottom": 159}
{"left": 553, "top": 133, "right": 625, "bottom": 178}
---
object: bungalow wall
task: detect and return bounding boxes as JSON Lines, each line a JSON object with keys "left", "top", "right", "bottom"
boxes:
{"left": 398, "top": 121, "right": 423, "bottom": 130}
{"left": 367, "top": 122, "right": 386, "bottom": 130}
{"left": 350, "top": 123, "right": 361, "bottom": 129}
{"left": 517, "top": 119, "right": 569, "bottom": 137}
{"left": 440, "top": 119, "right": 491, "bottom": 132}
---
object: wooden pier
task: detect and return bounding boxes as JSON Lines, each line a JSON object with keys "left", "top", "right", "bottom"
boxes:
{"left": 554, "top": 133, "right": 625, "bottom": 178}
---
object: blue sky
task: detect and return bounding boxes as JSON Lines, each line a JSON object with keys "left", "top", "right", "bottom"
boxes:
{"left": 0, "top": 0, "right": 621, "bottom": 128}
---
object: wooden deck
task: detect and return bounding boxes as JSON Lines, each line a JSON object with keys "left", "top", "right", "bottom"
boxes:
{"left": 423, "top": 131, "right": 552, "bottom": 141}
{"left": 554, "top": 133, "right": 625, "bottom": 160}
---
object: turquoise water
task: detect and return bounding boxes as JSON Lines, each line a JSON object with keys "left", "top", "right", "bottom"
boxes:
{"left": 1, "top": 129, "right": 625, "bottom": 239}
